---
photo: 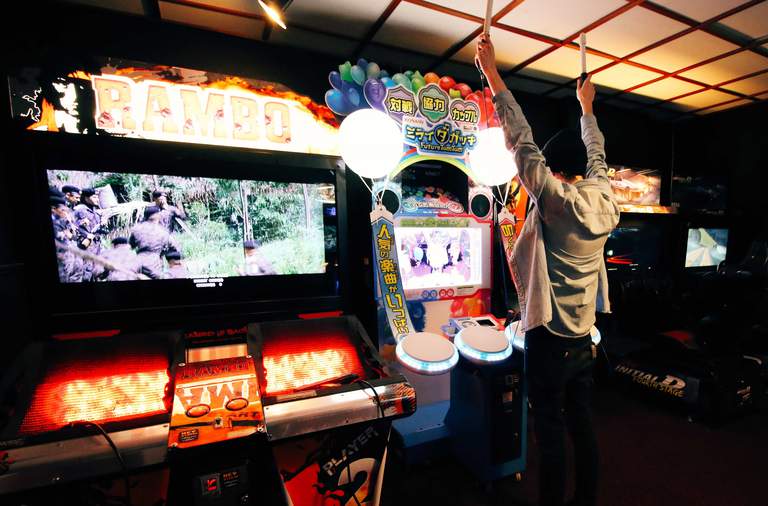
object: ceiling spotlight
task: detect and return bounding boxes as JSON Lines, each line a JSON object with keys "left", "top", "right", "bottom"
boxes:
{"left": 258, "top": 0, "right": 287, "bottom": 29}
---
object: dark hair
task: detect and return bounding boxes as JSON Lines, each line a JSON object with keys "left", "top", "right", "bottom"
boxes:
{"left": 81, "top": 187, "right": 97, "bottom": 198}
{"left": 112, "top": 237, "right": 129, "bottom": 246}
{"left": 152, "top": 190, "right": 167, "bottom": 200}
{"left": 243, "top": 240, "right": 259, "bottom": 250}
{"left": 541, "top": 129, "right": 587, "bottom": 179}
{"left": 165, "top": 250, "right": 182, "bottom": 261}
{"left": 61, "top": 185, "right": 81, "bottom": 194}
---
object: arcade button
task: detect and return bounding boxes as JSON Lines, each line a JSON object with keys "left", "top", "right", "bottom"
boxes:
{"left": 455, "top": 326, "right": 512, "bottom": 364}
{"left": 396, "top": 332, "right": 459, "bottom": 375}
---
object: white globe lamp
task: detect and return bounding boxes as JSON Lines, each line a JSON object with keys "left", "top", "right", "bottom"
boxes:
{"left": 468, "top": 127, "right": 518, "bottom": 186}
{"left": 338, "top": 109, "right": 403, "bottom": 179}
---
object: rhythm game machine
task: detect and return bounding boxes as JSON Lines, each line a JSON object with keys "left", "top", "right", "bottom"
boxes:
{"left": 1, "top": 57, "right": 416, "bottom": 506}
{"left": 321, "top": 54, "right": 530, "bottom": 481}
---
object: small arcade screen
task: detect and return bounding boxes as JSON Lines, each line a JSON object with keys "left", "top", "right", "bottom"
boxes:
{"left": 685, "top": 228, "right": 728, "bottom": 268}
{"left": 604, "top": 225, "right": 663, "bottom": 274}
{"left": 394, "top": 226, "right": 483, "bottom": 290}
{"left": 47, "top": 169, "right": 335, "bottom": 283}
{"left": 607, "top": 165, "right": 662, "bottom": 206}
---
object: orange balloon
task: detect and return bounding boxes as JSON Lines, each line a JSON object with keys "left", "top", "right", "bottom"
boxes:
{"left": 424, "top": 72, "right": 440, "bottom": 85}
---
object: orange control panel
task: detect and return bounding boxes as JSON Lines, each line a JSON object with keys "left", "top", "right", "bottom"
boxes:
{"left": 169, "top": 356, "right": 264, "bottom": 449}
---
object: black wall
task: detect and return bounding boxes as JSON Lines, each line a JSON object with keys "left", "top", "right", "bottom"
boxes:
{"left": 674, "top": 101, "right": 768, "bottom": 261}
{"left": 1, "top": 2, "right": 677, "bottom": 354}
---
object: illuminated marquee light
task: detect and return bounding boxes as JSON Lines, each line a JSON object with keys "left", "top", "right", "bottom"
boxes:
{"left": 263, "top": 348, "right": 360, "bottom": 394}
{"left": 20, "top": 370, "right": 170, "bottom": 434}
{"left": 86, "top": 74, "right": 339, "bottom": 154}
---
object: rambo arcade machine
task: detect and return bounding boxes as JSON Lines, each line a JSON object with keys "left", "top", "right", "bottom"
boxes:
{"left": 0, "top": 57, "right": 416, "bottom": 506}
{"left": 321, "top": 53, "right": 530, "bottom": 481}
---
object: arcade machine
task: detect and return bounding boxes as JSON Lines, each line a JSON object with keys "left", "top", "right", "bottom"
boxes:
{"left": 1, "top": 57, "right": 416, "bottom": 505}
{"left": 607, "top": 173, "right": 762, "bottom": 421}
{"left": 322, "top": 46, "right": 529, "bottom": 481}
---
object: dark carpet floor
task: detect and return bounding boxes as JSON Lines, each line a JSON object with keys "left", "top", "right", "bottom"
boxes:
{"left": 380, "top": 384, "right": 768, "bottom": 506}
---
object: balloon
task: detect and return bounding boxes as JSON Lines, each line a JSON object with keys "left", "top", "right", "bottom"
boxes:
{"left": 381, "top": 77, "right": 396, "bottom": 88}
{"left": 339, "top": 109, "right": 403, "bottom": 179}
{"left": 356, "top": 58, "right": 368, "bottom": 70}
{"left": 350, "top": 64, "right": 366, "bottom": 86}
{"left": 366, "top": 62, "right": 381, "bottom": 79}
{"left": 339, "top": 61, "right": 353, "bottom": 83}
{"left": 364, "top": 78, "right": 387, "bottom": 110}
{"left": 411, "top": 76, "right": 426, "bottom": 92}
{"left": 412, "top": 70, "right": 424, "bottom": 81}
{"left": 325, "top": 89, "right": 353, "bottom": 116}
{"left": 346, "top": 85, "right": 361, "bottom": 107}
{"left": 424, "top": 72, "right": 440, "bottom": 85}
{"left": 392, "top": 73, "right": 412, "bottom": 91}
{"left": 379, "top": 70, "right": 390, "bottom": 78}
{"left": 404, "top": 70, "right": 414, "bottom": 78}
{"left": 329, "top": 70, "right": 343, "bottom": 91}
{"left": 468, "top": 127, "right": 518, "bottom": 186}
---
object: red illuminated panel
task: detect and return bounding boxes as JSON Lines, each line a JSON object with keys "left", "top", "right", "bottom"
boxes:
{"left": 20, "top": 350, "right": 169, "bottom": 435}
{"left": 261, "top": 331, "right": 365, "bottom": 395}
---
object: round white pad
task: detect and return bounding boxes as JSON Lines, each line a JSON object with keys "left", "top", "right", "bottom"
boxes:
{"left": 459, "top": 326, "right": 508, "bottom": 353}
{"left": 401, "top": 332, "right": 455, "bottom": 363}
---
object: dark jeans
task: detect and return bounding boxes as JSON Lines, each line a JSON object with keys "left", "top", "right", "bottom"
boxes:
{"left": 526, "top": 326, "right": 598, "bottom": 506}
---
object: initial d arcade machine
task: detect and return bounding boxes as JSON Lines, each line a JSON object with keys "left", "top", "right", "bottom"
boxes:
{"left": 322, "top": 55, "right": 529, "bottom": 481}
{"left": 2, "top": 56, "right": 415, "bottom": 506}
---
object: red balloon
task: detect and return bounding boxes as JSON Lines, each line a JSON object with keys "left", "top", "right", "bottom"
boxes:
{"left": 452, "top": 82, "right": 472, "bottom": 98}
{"left": 439, "top": 75, "right": 456, "bottom": 91}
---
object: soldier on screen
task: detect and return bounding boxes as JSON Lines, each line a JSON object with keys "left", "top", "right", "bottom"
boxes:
{"left": 164, "top": 250, "right": 188, "bottom": 279}
{"left": 129, "top": 206, "right": 179, "bottom": 280}
{"left": 93, "top": 237, "right": 142, "bottom": 282}
{"left": 150, "top": 189, "right": 187, "bottom": 233}
{"left": 238, "top": 240, "right": 276, "bottom": 276}
{"left": 73, "top": 187, "right": 107, "bottom": 281}
{"left": 50, "top": 189, "right": 81, "bottom": 283}
{"left": 61, "top": 185, "right": 81, "bottom": 209}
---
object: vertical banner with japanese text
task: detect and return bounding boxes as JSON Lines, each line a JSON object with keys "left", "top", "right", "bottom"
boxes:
{"left": 370, "top": 206, "right": 413, "bottom": 342}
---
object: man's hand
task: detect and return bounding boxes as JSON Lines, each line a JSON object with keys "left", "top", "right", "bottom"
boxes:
{"left": 475, "top": 34, "right": 507, "bottom": 96}
{"left": 475, "top": 35, "right": 497, "bottom": 76}
{"left": 577, "top": 75, "right": 595, "bottom": 116}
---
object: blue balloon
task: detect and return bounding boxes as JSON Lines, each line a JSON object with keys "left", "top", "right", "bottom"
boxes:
{"left": 364, "top": 78, "right": 387, "bottom": 110}
{"left": 346, "top": 86, "right": 361, "bottom": 107}
{"left": 356, "top": 58, "right": 369, "bottom": 70}
{"left": 379, "top": 70, "right": 389, "bottom": 78}
{"left": 381, "top": 77, "right": 396, "bottom": 88}
{"left": 325, "top": 89, "right": 352, "bottom": 116}
{"left": 328, "top": 70, "right": 343, "bottom": 91}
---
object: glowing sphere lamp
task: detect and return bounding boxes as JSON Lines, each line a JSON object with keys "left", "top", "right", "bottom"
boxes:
{"left": 468, "top": 127, "right": 518, "bottom": 186}
{"left": 339, "top": 109, "right": 403, "bottom": 179}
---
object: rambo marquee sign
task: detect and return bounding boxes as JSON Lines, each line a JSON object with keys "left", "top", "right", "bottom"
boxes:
{"left": 9, "top": 58, "right": 340, "bottom": 156}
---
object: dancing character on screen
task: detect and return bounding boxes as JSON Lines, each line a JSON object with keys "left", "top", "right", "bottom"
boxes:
{"left": 150, "top": 189, "right": 187, "bottom": 234}
{"left": 93, "top": 236, "right": 143, "bottom": 281}
{"left": 477, "top": 35, "right": 619, "bottom": 506}
{"left": 164, "top": 250, "right": 188, "bottom": 279}
{"left": 50, "top": 188, "right": 82, "bottom": 283}
{"left": 238, "top": 240, "right": 276, "bottom": 276}
{"left": 73, "top": 187, "right": 108, "bottom": 281}
{"left": 129, "top": 206, "right": 179, "bottom": 280}
{"left": 61, "top": 185, "right": 80, "bottom": 209}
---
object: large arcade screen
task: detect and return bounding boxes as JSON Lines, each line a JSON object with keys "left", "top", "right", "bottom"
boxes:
{"left": 604, "top": 226, "right": 663, "bottom": 274}
{"left": 607, "top": 165, "right": 662, "bottom": 207}
{"left": 47, "top": 169, "right": 335, "bottom": 284}
{"left": 685, "top": 228, "right": 728, "bottom": 268}
{"left": 394, "top": 226, "right": 483, "bottom": 290}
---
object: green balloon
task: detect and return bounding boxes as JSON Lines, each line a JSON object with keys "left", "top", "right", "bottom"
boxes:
{"left": 404, "top": 70, "right": 414, "bottom": 78}
{"left": 411, "top": 76, "right": 426, "bottom": 92}
{"left": 412, "top": 70, "right": 424, "bottom": 81}
{"left": 339, "top": 61, "right": 353, "bottom": 82}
